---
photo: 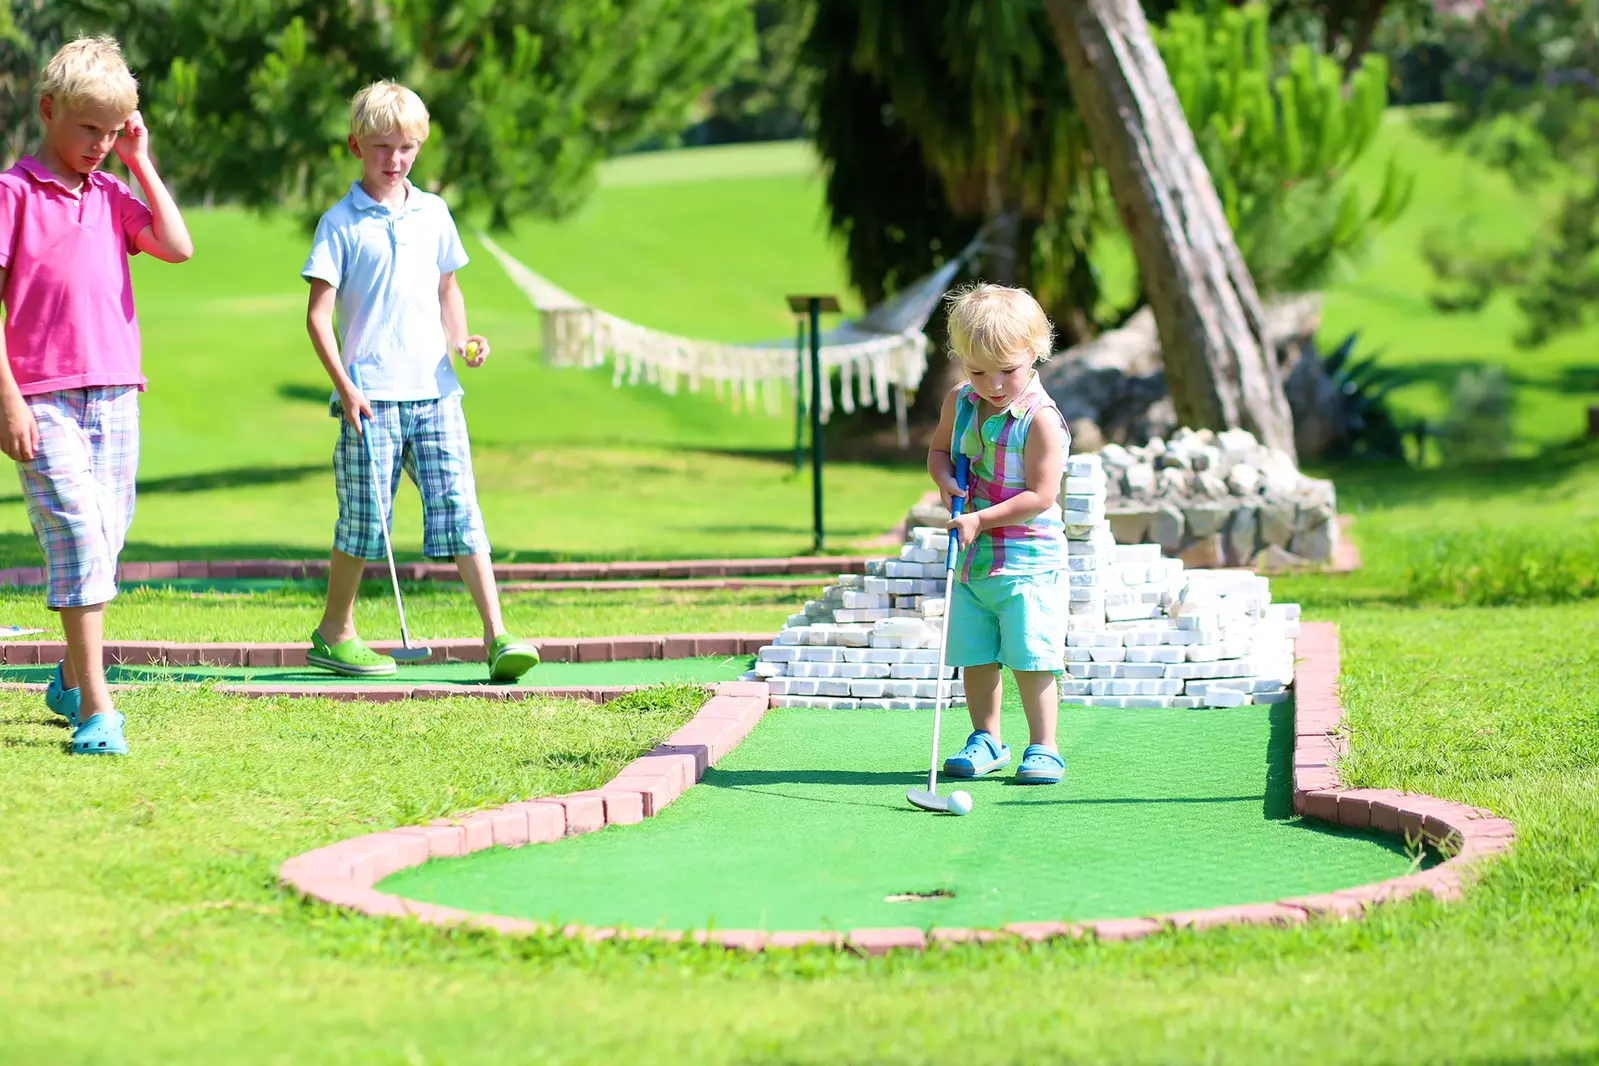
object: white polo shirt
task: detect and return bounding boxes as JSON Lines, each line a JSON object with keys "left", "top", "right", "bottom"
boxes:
{"left": 302, "top": 181, "right": 470, "bottom": 401}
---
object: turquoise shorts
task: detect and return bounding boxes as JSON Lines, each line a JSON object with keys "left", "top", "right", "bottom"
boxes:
{"left": 946, "top": 570, "right": 1067, "bottom": 673}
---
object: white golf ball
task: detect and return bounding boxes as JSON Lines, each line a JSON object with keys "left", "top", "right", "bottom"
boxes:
{"left": 948, "top": 790, "right": 973, "bottom": 816}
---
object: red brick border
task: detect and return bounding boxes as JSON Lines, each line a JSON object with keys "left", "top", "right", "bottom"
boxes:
{"left": 0, "top": 558, "right": 871, "bottom": 590}
{"left": 0, "top": 633, "right": 772, "bottom": 703}
{"left": 276, "top": 622, "right": 1513, "bottom": 952}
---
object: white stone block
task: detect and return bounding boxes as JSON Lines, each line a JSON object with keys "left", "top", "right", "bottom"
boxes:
{"left": 1068, "top": 631, "right": 1121, "bottom": 648}
{"left": 850, "top": 680, "right": 886, "bottom": 698}
{"left": 798, "top": 646, "right": 842, "bottom": 663}
{"left": 1067, "top": 455, "right": 1102, "bottom": 476}
{"left": 755, "top": 660, "right": 783, "bottom": 678}
{"left": 842, "top": 648, "right": 870, "bottom": 663}
{"left": 1059, "top": 679, "right": 1092, "bottom": 697}
{"left": 1064, "top": 474, "right": 1106, "bottom": 495}
{"left": 1116, "top": 664, "right": 1167, "bottom": 680}
{"left": 1066, "top": 646, "right": 1094, "bottom": 662}
{"left": 758, "top": 645, "right": 799, "bottom": 662}
{"left": 905, "top": 649, "right": 941, "bottom": 664}
{"left": 1203, "top": 685, "right": 1252, "bottom": 708}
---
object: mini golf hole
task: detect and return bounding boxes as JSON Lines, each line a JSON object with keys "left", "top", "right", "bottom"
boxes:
{"left": 884, "top": 890, "right": 955, "bottom": 903}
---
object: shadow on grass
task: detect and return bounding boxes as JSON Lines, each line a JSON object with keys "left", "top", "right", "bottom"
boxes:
{"left": 1315, "top": 439, "right": 1599, "bottom": 513}
{"left": 0, "top": 464, "right": 326, "bottom": 507}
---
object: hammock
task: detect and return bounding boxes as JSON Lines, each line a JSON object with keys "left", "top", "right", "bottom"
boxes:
{"left": 477, "top": 232, "right": 980, "bottom": 439}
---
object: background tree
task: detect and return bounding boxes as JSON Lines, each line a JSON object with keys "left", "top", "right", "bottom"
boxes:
{"left": 1042, "top": 0, "right": 1296, "bottom": 456}
{"left": 806, "top": 0, "right": 1406, "bottom": 442}
{"left": 24, "top": 0, "right": 755, "bottom": 229}
{"left": 1420, "top": 0, "right": 1599, "bottom": 348}
{"left": 693, "top": 0, "right": 814, "bottom": 145}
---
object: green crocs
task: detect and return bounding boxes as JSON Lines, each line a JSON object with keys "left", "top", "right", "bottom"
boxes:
{"left": 306, "top": 632, "right": 398, "bottom": 677}
{"left": 488, "top": 633, "right": 540, "bottom": 683}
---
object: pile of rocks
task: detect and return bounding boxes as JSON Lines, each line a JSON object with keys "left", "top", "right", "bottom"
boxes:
{"left": 1099, "top": 427, "right": 1339, "bottom": 567}
{"left": 750, "top": 449, "right": 1302, "bottom": 709}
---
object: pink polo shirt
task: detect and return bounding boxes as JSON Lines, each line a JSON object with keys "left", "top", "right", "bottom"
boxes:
{"left": 0, "top": 156, "right": 152, "bottom": 395}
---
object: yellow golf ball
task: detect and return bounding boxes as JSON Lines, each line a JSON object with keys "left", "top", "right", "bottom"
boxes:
{"left": 465, "top": 341, "right": 480, "bottom": 359}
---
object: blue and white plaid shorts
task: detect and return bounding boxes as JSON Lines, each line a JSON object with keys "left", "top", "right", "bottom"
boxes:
{"left": 17, "top": 387, "right": 141, "bottom": 609}
{"left": 331, "top": 395, "right": 490, "bottom": 561}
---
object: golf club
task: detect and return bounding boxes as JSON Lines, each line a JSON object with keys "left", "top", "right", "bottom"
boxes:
{"left": 349, "top": 365, "right": 432, "bottom": 663}
{"left": 907, "top": 454, "right": 970, "bottom": 814}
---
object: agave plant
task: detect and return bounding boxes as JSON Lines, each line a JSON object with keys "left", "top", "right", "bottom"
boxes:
{"left": 1320, "top": 332, "right": 1410, "bottom": 461}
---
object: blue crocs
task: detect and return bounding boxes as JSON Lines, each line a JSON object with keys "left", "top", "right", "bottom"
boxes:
{"left": 1016, "top": 744, "right": 1065, "bottom": 784}
{"left": 45, "top": 661, "right": 81, "bottom": 728}
{"left": 943, "top": 730, "right": 1011, "bottom": 778}
{"left": 70, "top": 711, "right": 127, "bottom": 756}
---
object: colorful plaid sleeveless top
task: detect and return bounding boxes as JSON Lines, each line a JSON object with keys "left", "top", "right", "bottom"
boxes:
{"left": 953, "top": 374, "right": 1069, "bottom": 580}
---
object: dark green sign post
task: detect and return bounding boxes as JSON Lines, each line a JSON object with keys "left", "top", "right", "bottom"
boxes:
{"left": 786, "top": 294, "right": 841, "bottom": 554}
{"left": 792, "top": 316, "right": 806, "bottom": 472}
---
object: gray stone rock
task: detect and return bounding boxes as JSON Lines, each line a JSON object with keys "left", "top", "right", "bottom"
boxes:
{"left": 1225, "top": 463, "right": 1261, "bottom": 496}
{"left": 1124, "top": 462, "right": 1156, "bottom": 496}
{"left": 1157, "top": 467, "right": 1190, "bottom": 497}
{"left": 1184, "top": 504, "right": 1232, "bottom": 539}
{"left": 1190, "top": 445, "right": 1221, "bottom": 473}
{"left": 1100, "top": 442, "right": 1134, "bottom": 469}
{"left": 1293, "top": 501, "right": 1334, "bottom": 536}
{"left": 1253, "top": 544, "right": 1305, "bottom": 573}
{"left": 1226, "top": 507, "right": 1259, "bottom": 567}
{"left": 1179, "top": 535, "right": 1226, "bottom": 569}
{"left": 1259, "top": 503, "right": 1296, "bottom": 548}
{"left": 1108, "top": 507, "right": 1155, "bottom": 544}
{"left": 1151, "top": 504, "right": 1185, "bottom": 553}
{"left": 1291, "top": 519, "right": 1337, "bottom": 561}
{"left": 1193, "top": 471, "right": 1230, "bottom": 499}
{"left": 1157, "top": 449, "right": 1191, "bottom": 471}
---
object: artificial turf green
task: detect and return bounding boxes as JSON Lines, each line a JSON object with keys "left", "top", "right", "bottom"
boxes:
{"left": 0, "top": 655, "right": 753, "bottom": 688}
{"left": 381, "top": 694, "right": 1423, "bottom": 931}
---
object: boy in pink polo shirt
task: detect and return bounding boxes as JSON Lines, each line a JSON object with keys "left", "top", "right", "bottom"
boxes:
{"left": 0, "top": 37, "right": 193, "bottom": 756}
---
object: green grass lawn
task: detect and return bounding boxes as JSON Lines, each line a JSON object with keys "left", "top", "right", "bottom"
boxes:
{"left": 0, "top": 444, "right": 1596, "bottom": 1063}
{"left": 0, "top": 110, "right": 1597, "bottom": 1062}
{"left": 1318, "top": 109, "right": 1599, "bottom": 454}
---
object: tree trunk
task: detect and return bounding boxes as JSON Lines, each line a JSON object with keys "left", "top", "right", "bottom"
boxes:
{"left": 1041, "top": 0, "right": 1298, "bottom": 461}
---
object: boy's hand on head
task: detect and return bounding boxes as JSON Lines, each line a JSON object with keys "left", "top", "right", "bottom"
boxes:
{"left": 113, "top": 110, "right": 151, "bottom": 167}
{"left": 458, "top": 335, "right": 490, "bottom": 368}
{"left": 0, "top": 393, "right": 40, "bottom": 462}
{"left": 947, "top": 512, "right": 982, "bottom": 549}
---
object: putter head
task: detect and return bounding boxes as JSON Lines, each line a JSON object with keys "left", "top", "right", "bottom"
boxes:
{"left": 387, "top": 646, "right": 433, "bottom": 663}
{"left": 906, "top": 788, "right": 953, "bottom": 813}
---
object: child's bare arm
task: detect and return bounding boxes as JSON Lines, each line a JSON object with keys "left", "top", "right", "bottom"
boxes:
{"left": 439, "top": 272, "right": 489, "bottom": 367}
{"left": 926, "top": 385, "right": 963, "bottom": 507}
{"left": 118, "top": 112, "right": 194, "bottom": 264}
{"left": 0, "top": 270, "right": 39, "bottom": 461}
{"left": 958, "top": 413, "right": 1064, "bottom": 540}
{"left": 306, "top": 280, "right": 368, "bottom": 430}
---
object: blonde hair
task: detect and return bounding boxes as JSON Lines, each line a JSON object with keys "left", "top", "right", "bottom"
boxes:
{"left": 945, "top": 283, "right": 1054, "bottom": 371}
{"left": 39, "top": 36, "right": 138, "bottom": 115}
{"left": 350, "top": 81, "right": 430, "bottom": 142}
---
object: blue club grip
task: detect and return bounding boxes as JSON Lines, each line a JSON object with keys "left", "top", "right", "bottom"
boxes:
{"left": 946, "top": 454, "right": 970, "bottom": 568}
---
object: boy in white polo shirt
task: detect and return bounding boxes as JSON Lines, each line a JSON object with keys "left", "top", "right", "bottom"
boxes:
{"left": 301, "top": 81, "right": 539, "bottom": 681}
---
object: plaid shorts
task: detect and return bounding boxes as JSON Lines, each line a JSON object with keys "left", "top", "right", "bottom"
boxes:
{"left": 17, "top": 387, "right": 141, "bottom": 609}
{"left": 332, "top": 395, "right": 490, "bottom": 561}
